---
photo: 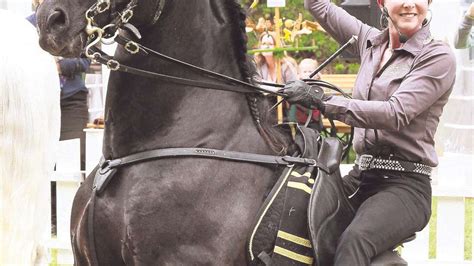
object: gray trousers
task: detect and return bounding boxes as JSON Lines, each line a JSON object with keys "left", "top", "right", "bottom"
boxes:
{"left": 334, "top": 167, "right": 432, "bottom": 265}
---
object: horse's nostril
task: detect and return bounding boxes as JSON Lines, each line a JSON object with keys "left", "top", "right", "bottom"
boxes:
{"left": 47, "top": 9, "right": 67, "bottom": 30}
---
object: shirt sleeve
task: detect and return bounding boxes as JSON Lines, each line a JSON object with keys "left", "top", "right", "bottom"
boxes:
{"left": 324, "top": 45, "right": 457, "bottom": 131}
{"left": 304, "top": 0, "right": 374, "bottom": 57}
{"left": 454, "top": 15, "right": 473, "bottom": 49}
{"left": 58, "top": 58, "right": 91, "bottom": 77}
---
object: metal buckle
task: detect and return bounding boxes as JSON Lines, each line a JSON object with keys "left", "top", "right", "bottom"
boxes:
{"left": 121, "top": 9, "right": 134, "bottom": 23}
{"left": 97, "top": 1, "right": 110, "bottom": 13}
{"left": 357, "top": 154, "right": 373, "bottom": 171}
{"left": 99, "top": 159, "right": 121, "bottom": 174}
{"left": 107, "top": 59, "right": 120, "bottom": 71}
{"left": 125, "top": 41, "right": 140, "bottom": 54}
{"left": 99, "top": 160, "right": 112, "bottom": 174}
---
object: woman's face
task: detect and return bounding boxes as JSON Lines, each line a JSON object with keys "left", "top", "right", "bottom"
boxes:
{"left": 383, "top": 0, "right": 429, "bottom": 38}
{"left": 260, "top": 35, "right": 275, "bottom": 57}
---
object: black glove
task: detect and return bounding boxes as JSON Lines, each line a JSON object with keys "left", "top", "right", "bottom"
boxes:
{"left": 280, "top": 80, "right": 330, "bottom": 112}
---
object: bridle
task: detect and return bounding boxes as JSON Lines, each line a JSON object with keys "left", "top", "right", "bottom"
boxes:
{"left": 78, "top": 1, "right": 354, "bottom": 264}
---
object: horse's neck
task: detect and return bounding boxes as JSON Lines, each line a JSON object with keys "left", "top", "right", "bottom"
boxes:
{"left": 102, "top": 3, "right": 265, "bottom": 159}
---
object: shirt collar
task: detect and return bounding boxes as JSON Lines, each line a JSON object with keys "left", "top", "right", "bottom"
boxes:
{"left": 367, "top": 25, "right": 433, "bottom": 56}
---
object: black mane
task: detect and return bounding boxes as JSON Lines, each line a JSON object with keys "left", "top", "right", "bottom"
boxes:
{"left": 224, "top": 0, "right": 290, "bottom": 154}
{"left": 225, "top": 0, "right": 256, "bottom": 82}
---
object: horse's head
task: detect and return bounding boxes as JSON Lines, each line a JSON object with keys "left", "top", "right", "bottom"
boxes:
{"left": 36, "top": 0, "right": 163, "bottom": 57}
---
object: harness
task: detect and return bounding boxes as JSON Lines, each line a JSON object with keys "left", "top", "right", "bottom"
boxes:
{"left": 79, "top": 1, "right": 357, "bottom": 264}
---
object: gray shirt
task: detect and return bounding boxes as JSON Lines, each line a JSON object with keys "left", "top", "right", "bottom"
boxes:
{"left": 305, "top": 0, "right": 456, "bottom": 166}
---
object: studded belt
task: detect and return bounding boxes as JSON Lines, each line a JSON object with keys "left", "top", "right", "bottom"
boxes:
{"left": 355, "top": 154, "right": 432, "bottom": 176}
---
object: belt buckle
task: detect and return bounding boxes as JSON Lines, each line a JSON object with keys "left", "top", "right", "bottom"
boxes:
{"left": 358, "top": 154, "right": 373, "bottom": 171}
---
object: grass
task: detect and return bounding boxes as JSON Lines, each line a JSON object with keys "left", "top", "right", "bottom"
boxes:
{"left": 465, "top": 198, "right": 473, "bottom": 260}
{"left": 429, "top": 197, "right": 438, "bottom": 259}
{"left": 50, "top": 248, "right": 57, "bottom": 265}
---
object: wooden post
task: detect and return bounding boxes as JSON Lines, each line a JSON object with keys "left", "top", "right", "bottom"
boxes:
{"left": 274, "top": 7, "right": 283, "bottom": 124}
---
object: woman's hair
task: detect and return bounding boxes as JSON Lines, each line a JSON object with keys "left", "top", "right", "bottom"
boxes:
{"left": 254, "top": 31, "right": 279, "bottom": 67}
{"left": 254, "top": 31, "right": 295, "bottom": 68}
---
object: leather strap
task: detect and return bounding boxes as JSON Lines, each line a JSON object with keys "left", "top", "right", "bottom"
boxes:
{"left": 99, "top": 147, "right": 317, "bottom": 173}
{"left": 91, "top": 49, "right": 263, "bottom": 94}
{"left": 114, "top": 35, "right": 278, "bottom": 95}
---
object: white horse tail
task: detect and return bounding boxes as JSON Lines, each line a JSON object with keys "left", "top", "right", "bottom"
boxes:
{"left": 0, "top": 9, "right": 60, "bottom": 265}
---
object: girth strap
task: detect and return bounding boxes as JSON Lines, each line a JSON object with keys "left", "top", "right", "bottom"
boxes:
{"left": 101, "top": 147, "right": 316, "bottom": 172}
{"left": 93, "top": 147, "right": 316, "bottom": 194}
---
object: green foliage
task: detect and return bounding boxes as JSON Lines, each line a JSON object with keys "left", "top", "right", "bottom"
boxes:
{"left": 347, "top": 63, "right": 360, "bottom": 74}
{"left": 242, "top": 0, "right": 360, "bottom": 73}
{"left": 333, "top": 62, "right": 360, "bottom": 74}
{"left": 334, "top": 63, "right": 346, "bottom": 74}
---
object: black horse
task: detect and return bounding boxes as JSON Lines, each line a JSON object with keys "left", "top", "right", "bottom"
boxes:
{"left": 37, "top": 0, "right": 296, "bottom": 264}
{"left": 36, "top": 0, "right": 414, "bottom": 265}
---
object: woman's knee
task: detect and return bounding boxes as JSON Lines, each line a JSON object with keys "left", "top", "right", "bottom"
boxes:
{"left": 339, "top": 226, "right": 379, "bottom": 253}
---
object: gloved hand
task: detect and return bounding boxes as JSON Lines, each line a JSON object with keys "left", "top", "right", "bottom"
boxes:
{"left": 279, "top": 80, "right": 330, "bottom": 112}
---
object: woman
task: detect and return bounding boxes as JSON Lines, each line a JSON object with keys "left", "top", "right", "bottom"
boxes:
{"left": 282, "top": 0, "right": 456, "bottom": 264}
{"left": 255, "top": 31, "right": 297, "bottom": 84}
{"left": 255, "top": 32, "right": 298, "bottom": 122}
{"left": 27, "top": 3, "right": 91, "bottom": 170}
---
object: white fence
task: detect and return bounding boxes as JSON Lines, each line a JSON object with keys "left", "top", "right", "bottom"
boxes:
{"left": 49, "top": 139, "right": 83, "bottom": 264}
{"left": 50, "top": 137, "right": 473, "bottom": 265}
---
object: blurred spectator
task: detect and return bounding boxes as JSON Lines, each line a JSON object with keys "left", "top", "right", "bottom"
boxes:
{"left": 27, "top": 6, "right": 91, "bottom": 170}
{"left": 454, "top": 2, "right": 473, "bottom": 49}
{"left": 296, "top": 58, "right": 323, "bottom": 129}
{"left": 255, "top": 32, "right": 298, "bottom": 123}
{"left": 56, "top": 56, "right": 91, "bottom": 170}
{"left": 254, "top": 32, "right": 298, "bottom": 84}
{"left": 298, "top": 58, "right": 321, "bottom": 80}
